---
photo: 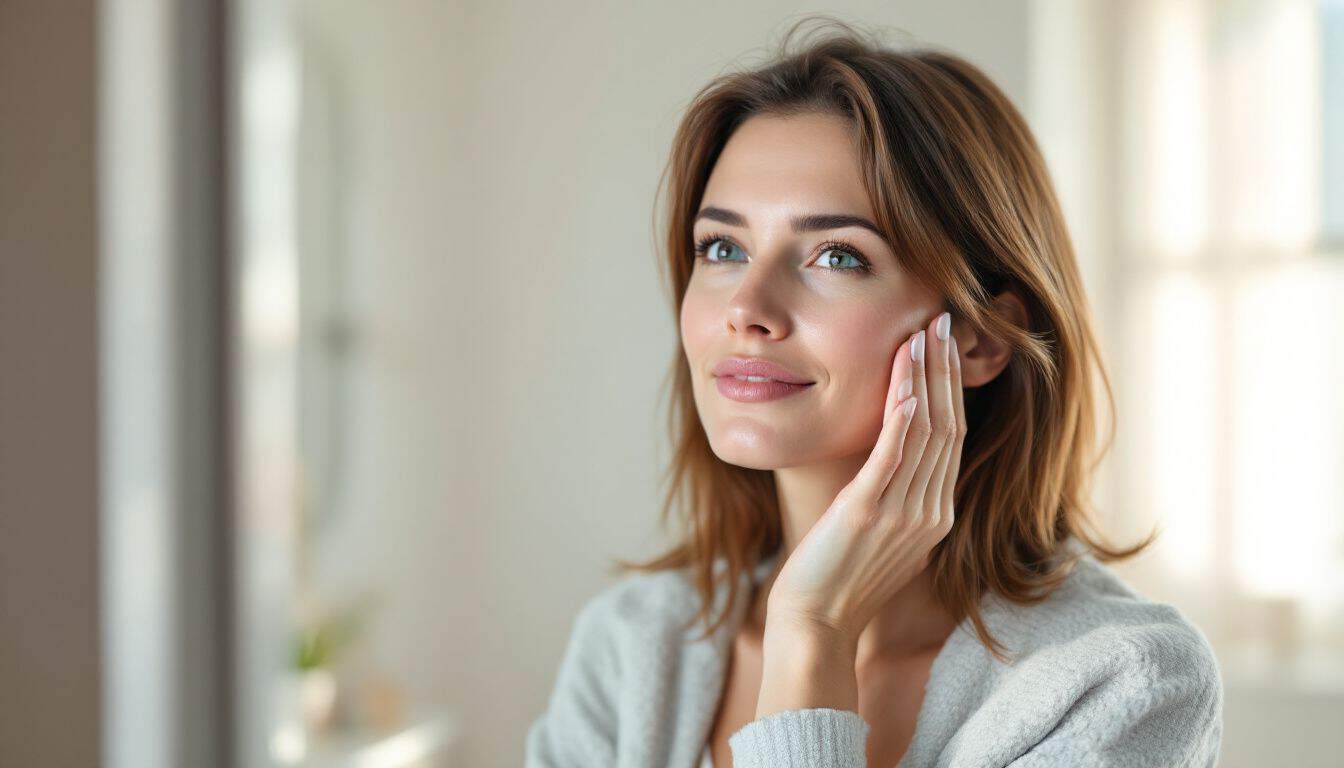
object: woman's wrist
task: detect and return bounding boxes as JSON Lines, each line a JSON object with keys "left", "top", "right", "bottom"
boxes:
{"left": 755, "top": 618, "right": 860, "bottom": 720}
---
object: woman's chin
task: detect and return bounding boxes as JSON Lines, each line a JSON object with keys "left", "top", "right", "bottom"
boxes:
{"left": 707, "top": 432, "right": 800, "bottom": 470}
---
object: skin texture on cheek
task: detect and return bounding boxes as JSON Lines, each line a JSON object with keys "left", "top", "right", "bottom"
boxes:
{"left": 811, "top": 313, "right": 908, "bottom": 457}
{"left": 802, "top": 299, "right": 928, "bottom": 461}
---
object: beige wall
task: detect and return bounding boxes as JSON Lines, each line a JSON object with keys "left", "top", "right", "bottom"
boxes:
{"left": 286, "top": 4, "right": 1030, "bottom": 766}
{"left": 0, "top": 1, "right": 102, "bottom": 765}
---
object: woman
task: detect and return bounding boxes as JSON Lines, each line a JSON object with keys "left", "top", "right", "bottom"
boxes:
{"left": 526, "top": 17, "right": 1223, "bottom": 768}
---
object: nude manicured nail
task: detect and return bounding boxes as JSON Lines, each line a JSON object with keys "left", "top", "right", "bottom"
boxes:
{"left": 936, "top": 311, "right": 951, "bottom": 340}
{"left": 912, "top": 330, "right": 925, "bottom": 362}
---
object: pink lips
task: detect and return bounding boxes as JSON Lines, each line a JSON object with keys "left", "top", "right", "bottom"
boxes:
{"left": 711, "top": 357, "right": 815, "bottom": 403}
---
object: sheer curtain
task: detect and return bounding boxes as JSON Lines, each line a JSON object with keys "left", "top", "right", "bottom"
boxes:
{"left": 1032, "top": 0, "right": 1344, "bottom": 679}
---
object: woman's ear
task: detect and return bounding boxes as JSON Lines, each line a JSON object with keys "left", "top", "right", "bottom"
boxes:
{"left": 952, "top": 289, "right": 1028, "bottom": 388}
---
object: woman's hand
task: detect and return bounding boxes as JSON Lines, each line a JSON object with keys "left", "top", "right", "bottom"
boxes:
{"left": 754, "top": 310, "right": 967, "bottom": 719}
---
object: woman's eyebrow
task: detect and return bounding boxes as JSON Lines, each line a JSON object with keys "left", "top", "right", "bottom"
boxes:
{"left": 694, "top": 206, "right": 884, "bottom": 238}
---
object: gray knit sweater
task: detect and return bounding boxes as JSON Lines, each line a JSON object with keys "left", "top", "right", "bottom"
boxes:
{"left": 525, "top": 544, "right": 1224, "bottom": 767}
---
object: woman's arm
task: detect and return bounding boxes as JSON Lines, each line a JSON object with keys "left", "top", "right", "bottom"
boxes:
{"left": 755, "top": 623, "right": 860, "bottom": 717}
{"left": 725, "top": 627, "right": 868, "bottom": 767}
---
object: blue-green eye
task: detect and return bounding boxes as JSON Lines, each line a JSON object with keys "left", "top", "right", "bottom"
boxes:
{"left": 692, "top": 235, "right": 746, "bottom": 264}
{"left": 817, "top": 246, "right": 867, "bottom": 271}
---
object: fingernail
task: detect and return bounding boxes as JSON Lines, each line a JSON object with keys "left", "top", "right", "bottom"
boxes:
{"left": 897, "top": 376, "right": 912, "bottom": 400}
{"left": 912, "top": 330, "right": 925, "bottom": 362}
{"left": 936, "top": 311, "right": 951, "bottom": 341}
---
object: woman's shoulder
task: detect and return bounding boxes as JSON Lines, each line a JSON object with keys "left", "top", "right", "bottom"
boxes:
{"left": 565, "top": 559, "right": 732, "bottom": 651}
{"left": 1012, "top": 553, "right": 1214, "bottom": 651}
{"left": 976, "top": 550, "right": 1223, "bottom": 704}
{"left": 929, "top": 552, "right": 1225, "bottom": 764}
{"left": 574, "top": 552, "right": 770, "bottom": 632}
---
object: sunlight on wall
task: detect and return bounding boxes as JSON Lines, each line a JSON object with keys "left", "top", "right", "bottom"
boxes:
{"left": 1232, "top": 263, "right": 1343, "bottom": 601}
{"left": 1221, "top": 0, "right": 1321, "bottom": 250}
{"left": 1141, "top": 273, "right": 1217, "bottom": 581}
{"left": 1129, "top": 0, "right": 1210, "bottom": 259}
{"left": 1119, "top": 0, "right": 1344, "bottom": 651}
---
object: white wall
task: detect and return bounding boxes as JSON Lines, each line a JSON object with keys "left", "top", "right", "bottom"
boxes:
{"left": 287, "top": 3, "right": 1031, "bottom": 765}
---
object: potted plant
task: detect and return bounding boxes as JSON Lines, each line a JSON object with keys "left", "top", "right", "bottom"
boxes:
{"left": 290, "top": 602, "right": 367, "bottom": 732}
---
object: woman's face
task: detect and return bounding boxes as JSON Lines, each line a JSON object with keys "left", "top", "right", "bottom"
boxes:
{"left": 680, "top": 111, "right": 944, "bottom": 470}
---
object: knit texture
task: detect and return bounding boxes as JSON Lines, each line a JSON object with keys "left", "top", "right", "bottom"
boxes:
{"left": 525, "top": 542, "right": 1224, "bottom": 767}
{"left": 726, "top": 708, "right": 870, "bottom": 768}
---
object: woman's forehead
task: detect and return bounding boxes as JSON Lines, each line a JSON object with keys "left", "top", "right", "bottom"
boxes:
{"left": 701, "top": 114, "right": 875, "bottom": 227}
{"left": 712, "top": 113, "right": 863, "bottom": 182}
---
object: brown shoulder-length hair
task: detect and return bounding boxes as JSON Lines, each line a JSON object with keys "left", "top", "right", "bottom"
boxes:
{"left": 612, "top": 16, "right": 1157, "bottom": 663}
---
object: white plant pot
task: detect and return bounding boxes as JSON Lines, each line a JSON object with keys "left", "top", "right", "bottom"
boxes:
{"left": 298, "top": 668, "right": 339, "bottom": 732}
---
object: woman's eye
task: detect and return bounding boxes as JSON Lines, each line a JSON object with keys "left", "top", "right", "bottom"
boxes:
{"left": 817, "top": 247, "right": 866, "bottom": 271}
{"left": 701, "top": 238, "right": 746, "bottom": 263}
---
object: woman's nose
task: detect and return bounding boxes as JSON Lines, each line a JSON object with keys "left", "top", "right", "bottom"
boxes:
{"left": 723, "top": 262, "right": 792, "bottom": 339}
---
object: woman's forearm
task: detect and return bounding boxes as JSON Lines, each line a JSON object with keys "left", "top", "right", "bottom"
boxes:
{"left": 754, "top": 621, "right": 860, "bottom": 720}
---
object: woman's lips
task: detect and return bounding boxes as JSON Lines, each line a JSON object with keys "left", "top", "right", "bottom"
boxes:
{"left": 711, "top": 357, "right": 812, "bottom": 383}
{"left": 713, "top": 375, "right": 815, "bottom": 403}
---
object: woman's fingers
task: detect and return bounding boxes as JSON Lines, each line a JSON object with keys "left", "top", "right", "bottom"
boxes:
{"left": 879, "top": 328, "right": 933, "bottom": 510}
{"left": 852, "top": 337, "right": 916, "bottom": 501}
{"left": 920, "top": 312, "right": 957, "bottom": 519}
{"left": 894, "top": 313, "right": 954, "bottom": 524}
{"left": 858, "top": 310, "right": 961, "bottom": 524}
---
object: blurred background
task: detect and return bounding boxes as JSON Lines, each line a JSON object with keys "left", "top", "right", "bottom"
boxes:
{"left": 2, "top": 0, "right": 1342, "bottom": 766}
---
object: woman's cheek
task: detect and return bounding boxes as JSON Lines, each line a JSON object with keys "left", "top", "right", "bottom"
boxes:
{"left": 812, "top": 311, "right": 897, "bottom": 394}
{"left": 679, "top": 288, "right": 713, "bottom": 366}
{"left": 807, "top": 310, "right": 906, "bottom": 452}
